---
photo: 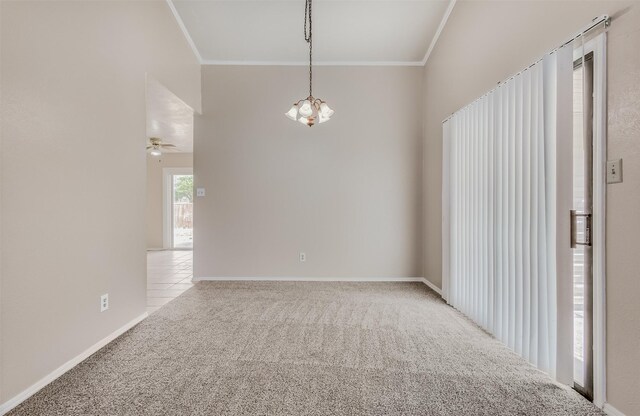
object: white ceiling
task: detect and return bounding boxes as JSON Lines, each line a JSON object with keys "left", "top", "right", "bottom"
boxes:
{"left": 146, "top": 77, "right": 194, "bottom": 153}
{"left": 169, "top": 0, "right": 455, "bottom": 65}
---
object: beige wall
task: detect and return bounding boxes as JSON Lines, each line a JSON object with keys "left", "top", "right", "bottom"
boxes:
{"left": 0, "top": 0, "right": 200, "bottom": 403}
{"left": 421, "top": 1, "right": 639, "bottom": 414}
{"left": 604, "top": 5, "right": 640, "bottom": 414}
{"left": 194, "top": 66, "right": 423, "bottom": 278}
{"left": 146, "top": 153, "right": 194, "bottom": 249}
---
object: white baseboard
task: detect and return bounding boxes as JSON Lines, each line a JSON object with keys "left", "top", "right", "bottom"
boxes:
{"left": 195, "top": 276, "right": 442, "bottom": 296}
{"left": 196, "top": 276, "right": 425, "bottom": 283}
{"left": 603, "top": 403, "right": 627, "bottom": 416}
{"left": 420, "top": 278, "right": 443, "bottom": 296}
{"left": 0, "top": 312, "right": 148, "bottom": 415}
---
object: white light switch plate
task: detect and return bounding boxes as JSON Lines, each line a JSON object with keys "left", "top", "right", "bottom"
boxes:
{"left": 196, "top": 188, "right": 205, "bottom": 197}
{"left": 607, "top": 159, "right": 623, "bottom": 184}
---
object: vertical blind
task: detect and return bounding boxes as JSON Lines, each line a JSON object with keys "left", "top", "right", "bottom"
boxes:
{"left": 442, "top": 47, "right": 574, "bottom": 378}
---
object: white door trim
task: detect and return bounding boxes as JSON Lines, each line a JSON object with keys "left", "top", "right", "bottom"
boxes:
{"left": 590, "top": 33, "right": 607, "bottom": 410}
{"left": 162, "top": 167, "right": 193, "bottom": 249}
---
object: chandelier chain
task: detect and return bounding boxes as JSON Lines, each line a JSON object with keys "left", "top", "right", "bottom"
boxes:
{"left": 304, "top": 0, "right": 312, "bottom": 97}
{"left": 285, "top": 0, "right": 332, "bottom": 127}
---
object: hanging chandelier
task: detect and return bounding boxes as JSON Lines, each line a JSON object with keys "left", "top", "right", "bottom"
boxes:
{"left": 285, "top": 0, "right": 334, "bottom": 127}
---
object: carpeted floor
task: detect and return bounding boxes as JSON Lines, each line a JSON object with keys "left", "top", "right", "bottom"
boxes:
{"left": 10, "top": 282, "right": 603, "bottom": 415}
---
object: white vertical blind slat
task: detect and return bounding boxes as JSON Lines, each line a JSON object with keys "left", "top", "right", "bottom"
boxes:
{"left": 522, "top": 69, "right": 532, "bottom": 362}
{"left": 543, "top": 51, "right": 558, "bottom": 377}
{"left": 473, "top": 102, "right": 480, "bottom": 323}
{"left": 482, "top": 98, "right": 489, "bottom": 329}
{"left": 530, "top": 63, "right": 540, "bottom": 366}
{"left": 495, "top": 88, "right": 504, "bottom": 343}
{"left": 488, "top": 93, "right": 495, "bottom": 334}
{"left": 508, "top": 80, "right": 516, "bottom": 351}
{"left": 515, "top": 74, "right": 524, "bottom": 355}
{"left": 502, "top": 85, "right": 510, "bottom": 345}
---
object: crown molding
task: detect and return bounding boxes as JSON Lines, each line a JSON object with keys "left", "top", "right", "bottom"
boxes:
{"left": 421, "top": 0, "right": 456, "bottom": 66}
{"left": 166, "top": 0, "right": 203, "bottom": 64}
{"left": 200, "top": 60, "right": 424, "bottom": 67}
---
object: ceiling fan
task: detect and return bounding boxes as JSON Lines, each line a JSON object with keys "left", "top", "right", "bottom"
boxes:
{"left": 146, "top": 137, "right": 175, "bottom": 156}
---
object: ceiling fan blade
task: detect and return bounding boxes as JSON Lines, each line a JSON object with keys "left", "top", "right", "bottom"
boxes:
{"left": 146, "top": 146, "right": 152, "bottom": 149}
{"left": 161, "top": 144, "right": 176, "bottom": 148}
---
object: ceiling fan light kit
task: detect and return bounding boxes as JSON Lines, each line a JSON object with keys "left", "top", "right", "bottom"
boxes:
{"left": 147, "top": 137, "right": 176, "bottom": 156}
{"left": 285, "top": 0, "right": 333, "bottom": 127}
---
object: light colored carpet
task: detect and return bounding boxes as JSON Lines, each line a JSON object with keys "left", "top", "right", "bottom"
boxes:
{"left": 10, "top": 282, "right": 603, "bottom": 415}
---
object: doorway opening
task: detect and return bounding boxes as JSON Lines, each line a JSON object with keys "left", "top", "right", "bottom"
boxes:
{"left": 145, "top": 76, "right": 195, "bottom": 314}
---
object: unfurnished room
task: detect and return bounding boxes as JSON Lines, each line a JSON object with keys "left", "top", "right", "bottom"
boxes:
{"left": 0, "top": 0, "right": 639, "bottom": 415}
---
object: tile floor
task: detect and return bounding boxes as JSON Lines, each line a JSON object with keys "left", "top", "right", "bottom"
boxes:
{"left": 146, "top": 250, "right": 193, "bottom": 315}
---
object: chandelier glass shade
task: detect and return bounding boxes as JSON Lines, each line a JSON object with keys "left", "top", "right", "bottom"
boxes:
{"left": 285, "top": 0, "right": 333, "bottom": 127}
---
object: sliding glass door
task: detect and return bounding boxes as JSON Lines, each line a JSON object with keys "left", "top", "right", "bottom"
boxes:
{"left": 163, "top": 168, "right": 193, "bottom": 250}
{"left": 572, "top": 52, "right": 594, "bottom": 400}
{"left": 172, "top": 174, "right": 193, "bottom": 249}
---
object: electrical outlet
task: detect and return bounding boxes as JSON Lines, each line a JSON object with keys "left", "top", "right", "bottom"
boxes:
{"left": 196, "top": 188, "right": 205, "bottom": 197}
{"left": 299, "top": 252, "right": 306, "bottom": 262}
{"left": 607, "top": 159, "right": 623, "bottom": 184}
{"left": 100, "top": 294, "right": 109, "bottom": 312}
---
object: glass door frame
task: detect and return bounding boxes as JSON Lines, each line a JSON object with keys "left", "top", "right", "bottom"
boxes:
{"left": 162, "top": 167, "right": 194, "bottom": 250}
{"left": 572, "top": 51, "right": 594, "bottom": 400}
